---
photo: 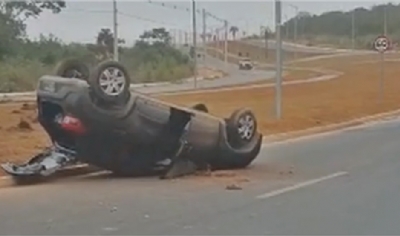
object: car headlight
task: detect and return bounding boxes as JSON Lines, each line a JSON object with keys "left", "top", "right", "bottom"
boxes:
{"left": 40, "top": 81, "right": 56, "bottom": 93}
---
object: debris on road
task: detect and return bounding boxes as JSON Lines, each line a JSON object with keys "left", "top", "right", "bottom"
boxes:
{"left": 21, "top": 103, "right": 37, "bottom": 111}
{"left": 226, "top": 183, "right": 243, "bottom": 190}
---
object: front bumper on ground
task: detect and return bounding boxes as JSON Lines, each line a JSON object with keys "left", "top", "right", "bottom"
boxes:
{"left": 1, "top": 143, "right": 78, "bottom": 178}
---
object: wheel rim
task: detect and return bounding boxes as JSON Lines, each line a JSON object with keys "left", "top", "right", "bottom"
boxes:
{"left": 99, "top": 67, "right": 126, "bottom": 96}
{"left": 237, "top": 114, "right": 255, "bottom": 140}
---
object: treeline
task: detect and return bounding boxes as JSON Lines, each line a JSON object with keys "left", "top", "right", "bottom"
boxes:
{"left": 281, "top": 3, "right": 400, "bottom": 48}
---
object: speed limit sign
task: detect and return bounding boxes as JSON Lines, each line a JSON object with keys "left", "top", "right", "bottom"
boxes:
{"left": 374, "top": 35, "right": 391, "bottom": 53}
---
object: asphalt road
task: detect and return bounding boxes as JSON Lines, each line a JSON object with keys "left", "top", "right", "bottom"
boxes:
{"left": 1, "top": 118, "right": 400, "bottom": 235}
{"left": 137, "top": 54, "right": 274, "bottom": 94}
{"left": 242, "top": 39, "right": 343, "bottom": 54}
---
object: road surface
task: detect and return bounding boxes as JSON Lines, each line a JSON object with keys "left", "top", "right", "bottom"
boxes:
{"left": 137, "top": 54, "right": 274, "bottom": 94}
{"left": 1, "top": 118, "right": 400, "bottom": 234}
{"left": 241, "top": 39, "right": 370, "bottom": 54}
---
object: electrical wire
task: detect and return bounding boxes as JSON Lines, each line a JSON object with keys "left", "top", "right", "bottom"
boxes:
{"left": 146, "top": 0, "right": 227, "bottom": 23}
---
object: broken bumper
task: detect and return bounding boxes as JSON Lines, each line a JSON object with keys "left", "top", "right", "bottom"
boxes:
{"left": 1, "top": 143, "right": 78, "bottom": 178}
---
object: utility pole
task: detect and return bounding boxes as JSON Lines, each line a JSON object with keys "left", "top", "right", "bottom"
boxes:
{"left": 178, "top": 29, "right": 182, "bottom": 46}
{"left": 288, "top": 4, "right": 298, "bottom": 59}
{"left": 275, "top": 0, "right": 282, "bottom": 119}
{"left": 383, "top": 5, "right": 387, "bottom": 36}
{"left": 184, "top": 31, "right": 188, "bottom": 45}
{"left": 224, "top": 20, "right": 228, "bottom": 67}
{"left": 202, "top": 8, "right": 207, "bottom": 62}
{"left": 351, "top": 10, "right": 355, "bottom": 50}
{"left": 192, "top": 0, "right": 197, "bottom": 89}
{"left": 215, "top": 28, "right": 220, "bottom": 59}
{"left": 285, "top": 14, "right": 289, "bottom": 39}
{"left": 264, "top": 26, "right": 268, "bottom": 59}
{"left": 171, "top": 29, "right": 175, "bottom": 47}
{"left": 112, "top": 0, "right": 118, "bottom": 61}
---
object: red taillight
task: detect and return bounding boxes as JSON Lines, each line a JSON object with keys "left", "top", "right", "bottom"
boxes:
{"left": 60, "top": 115, "right": 86, "bottom": 135}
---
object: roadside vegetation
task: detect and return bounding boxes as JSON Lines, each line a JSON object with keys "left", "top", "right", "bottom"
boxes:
{"left": 0, "top": 1, "right": 192, "bottom": 92}
{"left": 242, "top": 3, "right": 400, "bottom": 49}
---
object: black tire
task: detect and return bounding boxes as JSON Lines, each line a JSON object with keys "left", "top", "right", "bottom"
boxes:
{"left": 88, "top": 60, "right": 131, "bottom": 106}
{"left": 226, "top": 108, "right": 257, "bottom": 148}
{"left": 192, "top": 103, "right": 209, "bottom": 113}
{"left": 54, "top": 58, "right": 90, "bottom": 81}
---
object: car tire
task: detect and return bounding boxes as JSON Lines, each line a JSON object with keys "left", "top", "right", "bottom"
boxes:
{"left": 54, "top": 58, "right": 90, "bottom": 81}
{"left": 226, "top": 108, "right": 257, "bottom": 147}
{"left": 192, "top": 103, "right": 209, "bottom": 113}
{"left": 88, "top": 60, "right": 131, "bottom": 106}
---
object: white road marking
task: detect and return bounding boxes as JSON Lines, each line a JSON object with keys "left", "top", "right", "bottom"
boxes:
{"left": 256, "top": 171, "right": 348, "bottom": 199}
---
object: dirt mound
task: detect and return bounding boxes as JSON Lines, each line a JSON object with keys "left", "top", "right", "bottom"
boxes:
{"left": 20, "top": 103, "right": 37, "bottom": 111}
{"left": 6, "top": 119, "right": 33, "bottom": 132}
{"left": 17, "top": 119, "right": 32, "bottom": 130}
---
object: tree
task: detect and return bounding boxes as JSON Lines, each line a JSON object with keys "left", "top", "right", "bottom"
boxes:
{"left": 0, "top": 1, "right": 66, "bottom": 20}
{"left": 229, "top": 26, "right": 239, "bottom": 40}
{"left": 139, "top": 27, "right": 171, "bottom": 45}
{"left": 281, "top": 3, "right": 400, "bottom": 40}
{"left": 85, "top": 28, "right": 125, "bottom": 61}
{"left": 0, "top": 1, "right": 66, "bottom": 59}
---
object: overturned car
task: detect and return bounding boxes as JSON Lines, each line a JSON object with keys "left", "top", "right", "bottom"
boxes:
{"left": 1, "top": 59, "right": 262, "bottom": 182}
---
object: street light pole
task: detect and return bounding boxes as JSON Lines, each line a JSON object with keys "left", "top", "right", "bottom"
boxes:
{"left": 112, "top": 0, "right": 119, "bottom": 61}
{"left": 192, "top": 0, "right": 197, "bottom": 89}
{"left": 275, "top": 0, "right": 282, "bottom": 119}
{"left": 351, "top": 10, "right": 355, "bottom": 50}
{"left": 224, "top": 20, "right": 228, "bottom": 68}
{"left": 202, "top": 8, "right": 207, "bottom": 62}
{"left": 288, "top": 4, "right": 298, "bottom": 59}
{"left": 289, "top": 4, "right": 298, "bottom": 43}
{"left": 284, "top": 14, "right": 289, "bottom": 39}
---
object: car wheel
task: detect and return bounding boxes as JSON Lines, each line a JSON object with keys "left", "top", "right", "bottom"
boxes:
{"left": 192, "top": 103, "right": 209, "bottom": 113}
{"left": 226, "top": 108, "right": 257, "bottom": 147}
{"left": 54, "top": 58, "right": 90, "bottom": 81}
{"left": 88, "top": 60, "right": 131, "bottom": 106}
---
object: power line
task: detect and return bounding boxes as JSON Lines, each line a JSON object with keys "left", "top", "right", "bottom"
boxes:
{"left": 147, "top": 0, "right": 194, "bottom": 13}
{"left": 146, "top": 0, "right": 227, "bottom": 23}
{"left": 64, "top": 8, "right": 112, "bottom": 14}
{"left": 118, "top": 11, "right": 187, "bottom": 28}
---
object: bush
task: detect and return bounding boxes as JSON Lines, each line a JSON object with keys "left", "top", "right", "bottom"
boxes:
{"left": 0, "top": 33, "right": 193, "bottom": 92}
{"left": 0, "top": 57, "right": 52, "bottom": 92}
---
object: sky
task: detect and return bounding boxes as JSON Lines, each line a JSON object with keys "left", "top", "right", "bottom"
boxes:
{"left": 25, "top": 0, "right": 399, "bottom": 46}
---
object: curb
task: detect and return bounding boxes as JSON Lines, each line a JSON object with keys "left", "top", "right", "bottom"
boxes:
{"left": 263, "top": 109, "right": 400, "bottom": 143}
{"left": 1, "top": 108, "right": 400, "bottom": 185}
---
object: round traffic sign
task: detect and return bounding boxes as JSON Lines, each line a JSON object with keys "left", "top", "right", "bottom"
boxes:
{"left": 374, "top": 35, "right": 390, "bottom": 53}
